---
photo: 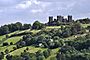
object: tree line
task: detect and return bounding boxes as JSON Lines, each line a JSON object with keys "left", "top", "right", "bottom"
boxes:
{"left": 0, "top": 21, "right": 45, "bottom": 35}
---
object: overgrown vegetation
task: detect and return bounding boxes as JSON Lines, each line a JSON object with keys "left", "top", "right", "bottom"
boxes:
{"left": 0, "top": 18, "right": 90, "bottom": 60}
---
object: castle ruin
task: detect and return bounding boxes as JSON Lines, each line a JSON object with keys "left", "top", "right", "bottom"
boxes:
{"left": 48, "top": 15, "right": 73, "bottom": 26}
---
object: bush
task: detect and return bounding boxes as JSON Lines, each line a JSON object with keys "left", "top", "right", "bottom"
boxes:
{"left": 13, "top": 47, "right": 17, "bottom": 50}
{"left": 50, "top": 56, "right": 57, "bottom": 60}
{"left": 43, "top": 50, "right": 50, "bottom": 58}
{"left": 0, "top": 52, "right": 4, "bottom": 60}
{"left": 6, "top": 35, "right": 9, "bottom": 38}
{"left": 6, "top": 54, "right": 12, "bottom": 60}
{"left": 3, "top": 42, "right": 9, "bottom": 46}
{"left": 26, "top": 47, "right": 29, "bottom": 51}
{"left": 5, "top": 49, "right": 9, "bottom": 54}
{"left": 10, "top": 42, "right": 13, "bottom": 45}
{"left": 32, "top": 21, "right": 45, "bottom": 30}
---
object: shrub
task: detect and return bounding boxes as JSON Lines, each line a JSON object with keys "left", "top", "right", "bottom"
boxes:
{"left": 3, "top": 42, "right": 9, "bottom": 46}
{"left": 10, "top": 42, "right": 13, "bottom": 45}
{"left": 13, "top": 47, "right": 17, "bottom": 50}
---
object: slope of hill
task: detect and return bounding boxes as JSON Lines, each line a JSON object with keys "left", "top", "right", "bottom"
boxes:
{"left": 0, "top": 23, "right": 90, "bottom": 60}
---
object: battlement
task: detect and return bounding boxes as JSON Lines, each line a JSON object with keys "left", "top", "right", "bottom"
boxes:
{"left": 48, "top": 15, "right": 73, "bottom": 26}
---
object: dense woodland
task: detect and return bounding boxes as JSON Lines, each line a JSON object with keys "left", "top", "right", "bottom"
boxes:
{"left": 0, "top": 18, "right": 90, "bottom": 60}
{"left": 0, "top": 21, "right": 45, "bottom": 35}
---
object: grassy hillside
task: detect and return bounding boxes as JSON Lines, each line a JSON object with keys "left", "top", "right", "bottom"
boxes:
{"left": 46, "top": 26, "right": 61, "bottom": 29}
{"left": 10, "top": 46, "right": 46, "bottom": 56}
{"left": 3, "top": 36, "right": 22, "bottom": 44}
{"left": 0, "top": 26, "right": 61, "bottom": 60}
{"left": 0, "top": 24, "right": 90, "bottom": 60}
{"left": 0, "top": 45, "right": 16, "bottom": 52}
{"left": 46, "top": 48, "right": 59, "bottom": 60}
{"left": 81, "top": 24, "right": 90, "bottom": 28}
{"left": 0, "top": 35, "right": 5, "bottom": 40}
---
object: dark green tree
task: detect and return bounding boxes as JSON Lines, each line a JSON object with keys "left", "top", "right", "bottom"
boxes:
{"left": 23, "top": 24, "right": 31, "bottom": 30}
{"left": 15, "top": 22, "right": 22, "bottom": 30}
{"left": 6, "top": 54, "right": 12, "bottom": 60}
{"left": 32, "top": 21, "right": 45, "bottom": 29}
{"left": 0, "top": 52, "right": 4, "bottom": 60}
{"left": 43, "top": 50, "right": 50, "bottom": 58}
{"left": 5, "top": 49, "right": 9, "bottom": 54}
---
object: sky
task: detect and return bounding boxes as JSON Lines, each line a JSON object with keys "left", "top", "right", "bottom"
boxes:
{"left": 0, "top": 0, "right": 90, "bottom": 26}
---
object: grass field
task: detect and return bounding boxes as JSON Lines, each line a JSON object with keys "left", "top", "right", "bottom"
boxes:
{"left": 0, "top": 45, "right": 16, "bottom": 52}
{"left": 10, "top": 46, "right": 46, "bottom": 56}
{"left": 0, "top": 24, "right": 90, "bottom": 60}
{"left": 81, "top": 24, "right": 90, "bottom": 28}
{"left": 4, "top": 36, "right": 22, "bottom": 44}
{"left": 30, "top": 30, "right": 41, "bottom": 34}
{"left": 1, "top": 46, "right": 59, "bottom": 60}
{"left": 46, "top": 48, "right": 59, "bottom": 60}
{"left": 0, "top": 35, "right": 5, "bottom": 40}
{"left": 10, "top": 46, "right": 59, "bottom": 60}
{"left": 46, "top": 26, "right": 61, "bottom": 29}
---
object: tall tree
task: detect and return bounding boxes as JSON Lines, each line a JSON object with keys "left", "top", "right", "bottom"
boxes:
{"left": 32, "top": 21, "right": 45, "bottom": 29}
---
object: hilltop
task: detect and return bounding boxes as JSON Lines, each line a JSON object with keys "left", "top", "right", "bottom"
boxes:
{"left": 0, "top": 16, "right": 90, "bottom": 60}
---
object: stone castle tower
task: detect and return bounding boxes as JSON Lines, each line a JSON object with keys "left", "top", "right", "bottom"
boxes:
{"left": 68, "top": 15, "right": 72, "bottom": 22}
{"left": 49, "top": 16, "right": 53, "bottom": 23}
{"left": 48, "top": 15, "right": 73, "bottom": 26}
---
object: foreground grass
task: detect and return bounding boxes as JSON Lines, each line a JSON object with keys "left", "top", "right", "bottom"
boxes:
{"left": 0, "top": 24, "right": 90, "bottom": 60}
{"left": 0, "top": 35, "right": 5, "bottom": 40}
{"left": 30, "top": 30, "right": 41, "bottom": 34}
{"left": 4, "top": 36, "right": 22, "bottom": 44}
{"left": 81, "top": 24, "right": 90, "bottom": 28}
{"left": 10, "top": 46, "right": 59, "bottom": 60}
{"left": 46, "top": 48, "right": 59, "bottom": 60}
{"left": 2, "top": 46, "right": 59, "bottom": 60}
{"left": 46, "top": 26, "right": 61, "bottom": 29}
{"left": 0, "top": 35, "right": 7, "bottom": 45}
{"left": 0, "top": 45, "right": 16, "bottom": 52}
{"left": 10, "top": 46, "right": 46, "bottom": 56}
{"left": 65, "top": 33, "right": 87, "bottom": 41}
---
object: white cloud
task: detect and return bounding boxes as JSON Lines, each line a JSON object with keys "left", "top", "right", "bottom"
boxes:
{"left": 15, "top": 1, "right": 32, "bottom": 9}
{"left": 15, "top": 0, "right": 51, "bottom": 9}
{"left": 15, "top": 0, "right": 41, "bottom": 9}
{"left": 31, "top": 9, "right": 42, "bottom": 13}
{"left": 33, "top": 0, "right": 41, "bottom": 5}
{"left": 0, "top": 10, "right": 3, "bottom": 13}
